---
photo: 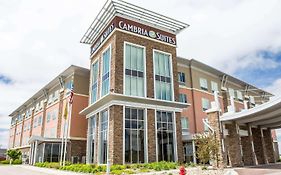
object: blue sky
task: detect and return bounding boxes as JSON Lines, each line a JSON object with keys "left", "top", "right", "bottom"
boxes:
{"left": 0, "top": 0, "right": 281, "bottom": 151}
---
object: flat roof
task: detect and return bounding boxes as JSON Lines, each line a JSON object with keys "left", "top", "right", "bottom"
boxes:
{"left": 9, "top": 65, "right": 89, "bottom": 117}
{"left": 80, "top": 0, "right": 189, "bottom": 44}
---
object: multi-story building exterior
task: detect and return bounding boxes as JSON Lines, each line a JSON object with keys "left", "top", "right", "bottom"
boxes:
{"left": 8, "top": 65, "right": 89, "bottom": 164}
{"left": 80, "top": 0, "right": 279, "bottom": 166}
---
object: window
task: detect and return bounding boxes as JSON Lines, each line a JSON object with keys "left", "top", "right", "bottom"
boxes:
{"left": 34, "top": 118, "right": 38, "bottom": 128}
{"left": 52, "top": 109, "right": 58, "bottom": 120}
{"left": 250, "top": 96, "right": 255, "bottom": 104}
{"left": 50, "top": 128, "right": 56, "bottom": 138}
{"left": 181, "top": 117, "right": 189, "bottom": 134}
{"left": 91, "top": 61, "right": 99, "bottom": 103}
{"left": 154, "top": 51, "right": 173, "bottom": 101}
{"left": 228, "top": 88, "right": 235, "bottom": 98}
{"left": 89, "top": 116, "right": 96, "bottom": 164}
{"left": 101, "top": 47, "right": 111, "bottom": 97}
{"left": 47, "top": 112, "right": 51, "bottom": 123}
{"left": 65, "top": 80, "right": 73, "bottom": 94}
{"left": 203, "top": 118, "right": 209, "bottom": 132}
{"left": 178, "top": 72, "right": 185, "bottom": 84}
{"left": 53, "top": 90, "right": 59, "bottom": 101}
{"left": 124, "top": 43, "right": 145, "bottom": 97}
{"left": 200, "top": 78, "right": 208, "bottom": 91}
{"left": 38, "top": 115, "right": 42, "bottom": 126}
{"left": 156, "top": 111, "right": 175, "bottom": 162}
{"left": 211, "top": 81, "right": 218, "bottom": 93}
{"left": 39, "top": 100, "right": 44, "bottom": 109}
{"left": 202, "top": 98, "right": 210, "bottom": 111}
{"left": 99, "top": 110, "right": 108, "bottom": 164}
{"left": 179, "top": 94, "right": 187, "bottom": 103}
{"left": 125, "top": 107, "right": 145, "bottom": 164}
{"left": 236, "top": 90, "right": 243, "bottom": 101}
{"left": 48, "top": 94, "right": 53, "bottom": 104}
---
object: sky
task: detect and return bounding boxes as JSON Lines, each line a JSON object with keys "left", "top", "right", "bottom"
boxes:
{"left": 0, "top": 0, "right": 281, "bottom": 151}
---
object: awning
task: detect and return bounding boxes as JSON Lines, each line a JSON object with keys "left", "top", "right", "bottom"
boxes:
{"left": 220, "top": 96, "right": 281, "bottom": 129}
{"left": 80, "top": 92, "right": 189, "bottom": 117}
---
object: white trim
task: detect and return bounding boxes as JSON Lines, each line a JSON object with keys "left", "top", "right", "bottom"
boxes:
{"left": 123, "top": 41, "right": 147, "bottom": 98}
{"left": 153, "top": 49, "right": 174, "bottom": 102}
{"left": 145, "top": 108, "right": 148, "bottom": 163}
{"left": 85, "top": 99, "right": 184, "bottom": 118}
{"left": 90, "top": 59, "right": 100, "bottom": 104}
{"left": 173, "top": 111, "right": 178, "bottom": 162}
{"left": 97, "top": 108, "right": 109, "bottom": 165}
{"left": 122, "top": 106, "right": 125, "bottom": 164}
{"left": 100, "top": 44, "right": 112, "bottom": 98}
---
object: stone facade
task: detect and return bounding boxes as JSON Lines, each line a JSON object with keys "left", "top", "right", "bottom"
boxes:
{"left": 225, "top": 122, "right": 243, "bottom": 167}
{"left": 252, "top": 128, "right": 266, "bottom": 165}
{"left": 263, "top": 129, "right": 275, "bottom": 163}
{"left": 147, "top": 109, "right": 157, "bottom": 163}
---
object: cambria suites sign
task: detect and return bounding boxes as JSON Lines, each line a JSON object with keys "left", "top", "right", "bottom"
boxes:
{"left": 91, "top": 16, "right": 177, "bottom": 54}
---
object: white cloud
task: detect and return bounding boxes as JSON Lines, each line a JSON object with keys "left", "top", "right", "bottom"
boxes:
{"left": 265, "top": 78, "right": 281, "bottom": 97}
{"left": 1, "top": 0, "right": 281, "bottom": 148}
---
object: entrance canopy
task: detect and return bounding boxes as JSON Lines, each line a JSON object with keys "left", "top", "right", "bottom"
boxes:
{"left": 221, "top": 96, "right": 281, "bottom": 129}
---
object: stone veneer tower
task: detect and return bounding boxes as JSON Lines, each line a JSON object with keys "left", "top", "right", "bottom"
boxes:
{"left": 80, "top": 0, "right": 189, "bottom": 165}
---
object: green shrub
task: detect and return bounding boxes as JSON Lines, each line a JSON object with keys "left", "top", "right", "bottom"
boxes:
{"left": 111, "top": 164, "right": 126, "bottom": 171}
{"left": 0, "top": 160, "right": 10, "bottom": 164}
{"left": 201, "top": 166, "right": 207, "bottom": 170}
{"left": 12, "top": 159, "right": 22, "bottom": 164}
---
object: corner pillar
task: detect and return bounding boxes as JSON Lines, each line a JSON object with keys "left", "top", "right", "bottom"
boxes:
{"left": 206, "top": 109, "right": 225, "bottom": 168}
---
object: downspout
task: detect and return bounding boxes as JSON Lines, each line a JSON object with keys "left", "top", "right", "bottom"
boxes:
{"left": 189, "top": 62, "right": 197, "bottom": 133}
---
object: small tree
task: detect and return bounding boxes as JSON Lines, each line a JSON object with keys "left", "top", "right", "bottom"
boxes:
{"left": 194, "top": 133, "right": 220, "bottom": 167}
{"left": 7, "top": 149, "right": 22, "bottom": 164}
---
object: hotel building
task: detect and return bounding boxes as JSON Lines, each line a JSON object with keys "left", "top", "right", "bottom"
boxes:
{"left": 79, "top": 0, "right": 278, "bottom": 166}
{"left": 8, "top": 65, "right": 89, "bottom": 164}
{"left": 8, "top": 0, "right": 279, "bottom": 167}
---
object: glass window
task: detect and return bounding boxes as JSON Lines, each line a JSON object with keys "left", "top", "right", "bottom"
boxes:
{"left": 211, "top": 81, "right": 218, "bottom": 93}
{"left": 38, "top": 115, "right": 42, "bottom": 126}
{"left": 181, "top": 117, "right": 189, "bottom": 134}
{"left": 228, "top": 88, "right": 235, "bottom": 98}
{"left": 52, "top": 109, "right": 57, "bottom": 120}
{"left": 89, "top": 116, "right": 96, "bottom": 163}
{"left": 33, "top": 118, "right": 37, "bottom": 128}
{"left": 178, "top": 72, "right": 185, "bottom": 84}
{"left": 200, "top": 78, "right": 208, "bottom": 91}
{"left": 125, "top": 108, "right": 145, "bottom": 164}
{"left": 124, "top": 44, "right": 145, "bottom": 97}
{"left": 101, "top": 48, "right": 111, "bottom": 97}
{"left": 91, "top": 61, "right": 99, "bottom": 103}
{"left": 99, "top": 110, "right": 108, "bottom": 164}
{"left": 47, "top": 112, "right": 51, "bottom": 123}
{"left": 236, "top": 90, "right": 243, "bottom": 101}
{"left": 250, "top": 96, "right": 255, "bottom": 104}
{"left": 48, "top": 94, "right": 53, "bottom": 104}
{"left": 154, "top": 51, "right": 173, "bottom": 101}
{"left": 202, "top": 98, "right": 210, "bottom": 111}
{"left": 179, "top": 94, "right": 187, "bottom": 103}
{"left": 156, "top": 111, "right": 175, "bottom": 162}
{"left": 53, "top": 90, "right": 59, "bottom": 101}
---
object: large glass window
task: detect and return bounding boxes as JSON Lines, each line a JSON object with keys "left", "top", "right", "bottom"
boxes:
{"left": 44, "top": 143, "right": 61, "bottom": 162}
{"left": 236, "top": 90, "right": 243, "bottom": 101}
{"left": 156, "top": 111, "right": 175, "bottom": 162}
{"left": 124, "top": 44, "right": 145, "bottom": 97}
{"left": 154, "top": 51, "right": 173, "bottom": 101}
{"left": 89, "top": 116, "right": 96, "bottom": 163}
{"left": 99, "top": 110, "right": 108, "bottom": 164}
{"left": 228, "top": 88, "right": 235, "bottom": 98}
{"left": 125, "top": 107, "right": 145, "bottom": 164}
{"left": 101, "top": 48, "right": 111, "bottom": 97}
{"left": 91, "top": 61, "right": 99, "bottom": 103}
